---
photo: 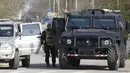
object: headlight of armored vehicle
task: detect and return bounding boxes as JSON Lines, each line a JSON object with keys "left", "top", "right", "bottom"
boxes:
{"left": 67, "top": 39, "right": 72, "bottom": 44}
{"left": 1, "top": 43, "right": 12, "bottom": 50}
{"left": 101, "top": 39, "right": 111, "bottom": 46}
{"left": 60, "top": 37, "right": 73, "bottom": 45}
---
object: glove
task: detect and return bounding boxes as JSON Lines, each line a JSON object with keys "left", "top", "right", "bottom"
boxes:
{"left": 43, "top": 41, "right": 45, "bottom": 44}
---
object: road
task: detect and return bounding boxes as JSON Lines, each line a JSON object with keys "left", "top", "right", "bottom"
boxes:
{"left": 0, "top": 52, "right": 130, "bottom": 73}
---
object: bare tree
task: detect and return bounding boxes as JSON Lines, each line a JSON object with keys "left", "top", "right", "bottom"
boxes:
{"left": 0, "top": 0, "right": 24, "bottom": 18}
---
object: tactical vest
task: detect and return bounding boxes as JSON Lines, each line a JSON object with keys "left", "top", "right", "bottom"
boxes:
{"left": 45, "top": 29, "right": 53, "bottom": 46}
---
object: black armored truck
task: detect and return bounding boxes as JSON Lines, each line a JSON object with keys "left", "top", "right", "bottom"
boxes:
{"left": 58, "top": 10, "right": 129, "bottom": 70}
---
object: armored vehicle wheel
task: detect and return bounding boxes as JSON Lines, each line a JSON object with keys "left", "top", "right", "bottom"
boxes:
{"left": 22, "top": 55, "right": 30, "bottom": 67}
{"left": 59, "top": 49, "right": 70, "bottom": 69}
{"left": 119, "top": 56, "right": 125, "bottom": 68}
{"left": 125, "top": 46, "right": 129, "bottom": 59}
{"left": 71, "top": 58, "right": 80, "bottom": 67}
{"left": 9, "top": 51, "right": 20, "bottom": 69}
{"left": 126, "top": 48, "right": 129, "bottom": 60}
{"left": 107, "top": 44, "right": 120, "bottom": 70}
{"left": 119, "top": 44, "right": 126, "bottom": 68}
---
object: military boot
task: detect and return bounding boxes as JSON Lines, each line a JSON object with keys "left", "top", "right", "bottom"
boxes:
{"left": 46, "top": 62, "right": 51, "bottom": 67}
{"left": 52, "top": 61, "right": 56, "bottom": 67}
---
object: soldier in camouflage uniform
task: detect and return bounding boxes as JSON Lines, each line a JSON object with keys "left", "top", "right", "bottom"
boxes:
{"left": 41, "top": 24, "right": 56, "bottom": 67}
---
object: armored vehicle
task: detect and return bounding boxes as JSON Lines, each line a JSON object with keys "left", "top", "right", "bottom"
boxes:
{"left": 58, "top": 10, "right": 128, "bottom": 70}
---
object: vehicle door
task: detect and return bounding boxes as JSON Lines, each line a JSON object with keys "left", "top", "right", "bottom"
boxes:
{"left": 20, "top": 22, "right": 42, "bottom": 54}
{"left": 52, "top": 18, "right": 65, "bottom": 50}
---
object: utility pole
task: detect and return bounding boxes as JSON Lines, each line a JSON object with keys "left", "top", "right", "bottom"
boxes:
{"left": 91, "top": 0, "right": 95, "bottom": 9}
{"left": 56, "top": 0, "right": 61, "bottom": 14}
{"left": 117, "top": 0, "right": 120, "bottom": 9}
{"left": 64, "top": 0, "right": 68, "bottom": 13}
{"left": 49, "top": 0, "right": 51, "bottom": 8}
{"left": 53, "top": 0, "right": 56, "bottom": 12}
{"left": 66, "top": 0, "right": 68, "bottom": 10}
{"left": 75, "top": 0, "right": 78, "bottom": 11}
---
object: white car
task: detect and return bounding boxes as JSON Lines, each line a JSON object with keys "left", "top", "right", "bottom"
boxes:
{"left": 0, "top": 22, "right": 42, "bottom": 69}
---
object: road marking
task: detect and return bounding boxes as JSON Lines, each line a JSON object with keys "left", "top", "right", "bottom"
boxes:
{"left": 71, "top": 71, "right": 87, "bottom": 73}
{"left": 9, "top": 71, "right": 24, "bottom": 73}
{"left": 37, "top": 70, "right": 59, "bottom": 73}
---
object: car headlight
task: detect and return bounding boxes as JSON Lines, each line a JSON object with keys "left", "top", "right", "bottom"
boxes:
{"left": 101, "top": 40, "right": 111, "bottom": 46}
{"left": 67, "top": 39, "right": 72, "bottom": 44}
{"left": 1, "top": 43, "right": 12, "bottom": 50}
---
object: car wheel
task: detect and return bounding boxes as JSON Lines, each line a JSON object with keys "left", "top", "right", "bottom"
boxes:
{"left": 9, "top": 51, "right": 20, "bottom": 69}
{"left": 22, "top": 55, "right": 30, "bottom": 67}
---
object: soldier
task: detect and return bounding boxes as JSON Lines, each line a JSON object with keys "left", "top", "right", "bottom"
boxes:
{"left": 40, "top": 23, "right": 57, "bottom": 67}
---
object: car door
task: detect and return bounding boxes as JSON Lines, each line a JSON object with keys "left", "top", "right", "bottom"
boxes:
{"left": 20, "top": 22, "right": 42, "bottom": 54}
{"left": 52, "top": 18, "right": 65, "bottom": 50}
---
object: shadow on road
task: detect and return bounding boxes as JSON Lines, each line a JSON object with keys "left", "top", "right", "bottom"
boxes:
{"left": 0, "top": 67, "right": 9, "bottom": 69}
{"left": 26, "top": 63, "right": 109, "bottom": 71}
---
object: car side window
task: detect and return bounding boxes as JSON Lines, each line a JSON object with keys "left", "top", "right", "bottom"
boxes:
{"left": 22, "top": 24, "right": 40, "bottom": 36}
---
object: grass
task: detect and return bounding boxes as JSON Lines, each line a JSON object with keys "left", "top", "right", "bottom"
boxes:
{"left": 129, "top": 56, "right": 130, "bottom": 59}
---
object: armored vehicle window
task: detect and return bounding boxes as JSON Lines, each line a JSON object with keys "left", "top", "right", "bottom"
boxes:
{"left": 66, "top": 17, "right": 90, "bottom": 30}
{"left": 93, "top": 18, "right": 116, "bottom": 29}
{"left": 0, "top": 25, "right": 14, "bottom": 37}
{"left": 22, "top": 24, "right": 40, "bottom": 36}
{"left": 52, "top": 18, "right": 65, "bottom": 31}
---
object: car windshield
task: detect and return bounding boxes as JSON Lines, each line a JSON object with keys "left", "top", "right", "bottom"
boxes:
{"left": 66, "top": 17, "right": 90, "bottom": 30}
{"left": 93, "top": 18, "right": 116, "bottom": 30}
{"left": 0, "top": 25, "right": 14, "bottom": 37}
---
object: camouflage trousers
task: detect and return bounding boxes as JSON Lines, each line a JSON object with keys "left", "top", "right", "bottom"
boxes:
{"left": 44, "top": 45, "right": 57, "bottom": 64}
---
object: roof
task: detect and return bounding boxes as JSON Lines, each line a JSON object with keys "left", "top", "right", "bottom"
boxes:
{"left": 20, "top": 22, "right": 41, "bottom": 25}
{"left": 0, "top": 22, "right": 14, "bottom": 25}
{"left": 66, "top": 9, "right": 123, "bottom": 18}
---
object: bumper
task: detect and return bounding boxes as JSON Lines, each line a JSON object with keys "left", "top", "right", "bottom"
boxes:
{"left": 64, "top": 46, "right": 107, "bottom": 54}
{"left": 0, "top": 50, "right": 14, "bottom": 60}
{"left": 67, "top": 54, "right": 107, "bottom": 59}
{"left": 63, "top": 46, "right": 108, "bottom": 59}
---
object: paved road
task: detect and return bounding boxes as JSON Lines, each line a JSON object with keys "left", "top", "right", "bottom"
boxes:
{"left": 0, "top": 53, "right": 130, "bottom": 73}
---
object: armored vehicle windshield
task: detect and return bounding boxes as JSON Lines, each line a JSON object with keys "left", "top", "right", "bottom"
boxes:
{"left": 66, "top": 15, "right": 118, "bottom": 31}
{"left": 93, "top": 17, "right": 117, "bottom": 31}
{"left": 66, "top": 17, "right": 90, "bottom": 31}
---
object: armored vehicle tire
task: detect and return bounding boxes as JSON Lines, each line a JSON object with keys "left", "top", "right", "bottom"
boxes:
{"left": 107, "top": 44, "right": 120, "bottom": 70}
{"left": 125, "top": 47, "right": 129, "bottom": 59}
{"left": 71, "top": 58, "right": 80, "bottom": 67}
{"left": 119, "top": 57, "right": 125, "bottom": 68}
{"left": 22, "top": 55, "right": 30, "bottom": 67}
{"left": 119, "top": 44, "right": 126, "bottom": 68}
{"left": 9, "top": 51, "right": 20, "bottom": 69}
{"left": 59, "top": 49, "right": 70, "bottom": 69}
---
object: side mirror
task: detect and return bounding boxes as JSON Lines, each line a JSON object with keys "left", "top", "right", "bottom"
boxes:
{"left": 119, "top": 21, "right": 124, "bottom": 30}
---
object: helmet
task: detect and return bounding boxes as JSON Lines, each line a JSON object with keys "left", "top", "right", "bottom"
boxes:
{"left": 47, "top": 23, "right": 52, "bottom": 29}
